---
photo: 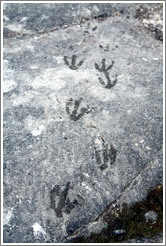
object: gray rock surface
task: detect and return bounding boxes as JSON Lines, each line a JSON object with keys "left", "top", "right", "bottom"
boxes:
{"left": 3, "top": 3, "right": 163, "bottom": 243}
{"left": 3, "top": 3, "right": 163, "bottom": 39}
{"left": 124, "top": 232, "right": 163, "bottom": 243}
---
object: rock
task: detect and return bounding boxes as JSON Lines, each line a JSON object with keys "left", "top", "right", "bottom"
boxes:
{"left": 92, "top": 5, "right": 100, "bottom": 15}
{"left": 79, "top": 7, "right": 92, "bottom": 20}
{"left": 135, "top": 4, "right": 163, "bottom": 41}
{"left": 87, "top": 219, "right": 108, "bottom": 235}
{"left": 113, "top": 229, "right": 126, "bottom": 235}
{"left": 3, "top": 2, "right": 163, "bottom": 243}
{"left": 144, "top": 211, "right": 158, "bottom": 224}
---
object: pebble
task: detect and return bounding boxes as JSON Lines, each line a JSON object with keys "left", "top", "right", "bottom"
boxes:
{"left": 144, "top": 210, "right": 158, "bottom": 224}
{"left": 113, "top": 229, "right": 126, "bottom": 235}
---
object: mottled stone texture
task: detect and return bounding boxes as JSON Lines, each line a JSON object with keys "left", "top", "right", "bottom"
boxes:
{"left": 3, "top": 3, "right": 163, "bottom": 243}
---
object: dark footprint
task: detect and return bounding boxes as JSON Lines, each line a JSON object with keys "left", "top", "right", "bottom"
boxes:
{"left": 64, "top": 55, "right": 84, "bottom": 70}
{"left": 50, "top": 182, "right": 79, "bottom": 218}
{"left": 95, "top": 58, "right": 117, "bottom": 88}
{"left": 94, "top": 136, "right": 117, "bottom": 170}
{"left": 66, "top": 97, "right": 90, "bottom": 121}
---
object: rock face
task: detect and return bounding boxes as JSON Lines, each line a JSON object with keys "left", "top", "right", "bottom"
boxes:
{"left": 3, "top": 3, "right": 163, "bottom": 243}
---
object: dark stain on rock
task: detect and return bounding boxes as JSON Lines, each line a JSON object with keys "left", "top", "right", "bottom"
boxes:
{"left": 64, "top": 55, "right": 84, "bottom": 70}
{"left": 95, "top": 137, "right": 117, "bottom": 170}
{"left": 66, "top": 97, "right": 90, "bottom": 121}
{"left": 95, "top": 59, "right": 117, "bottom": 89}
{"left": 50, "top": 182, "right": 79, "bottom": 217}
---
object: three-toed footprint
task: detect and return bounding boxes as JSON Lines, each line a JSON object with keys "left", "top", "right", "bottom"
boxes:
{"left": 66, "top": 97, "right": 90, "bottom": 121}
{"left": 94, "top": 136, "right": 117, "bottom": 170}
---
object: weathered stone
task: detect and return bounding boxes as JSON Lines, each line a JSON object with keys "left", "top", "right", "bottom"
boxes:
{"left": 78, "top": 7, "right": 92, "bottom": 20}
{"left": 144, "top": 210, "right": 158, "bottom": 223}
{"left": 3, "top": 3, "right": 163, "bottom": 243}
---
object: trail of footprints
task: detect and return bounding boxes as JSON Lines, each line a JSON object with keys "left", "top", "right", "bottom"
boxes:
{"left": 50, "top": 55, "right": 117, "bottom": 217}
